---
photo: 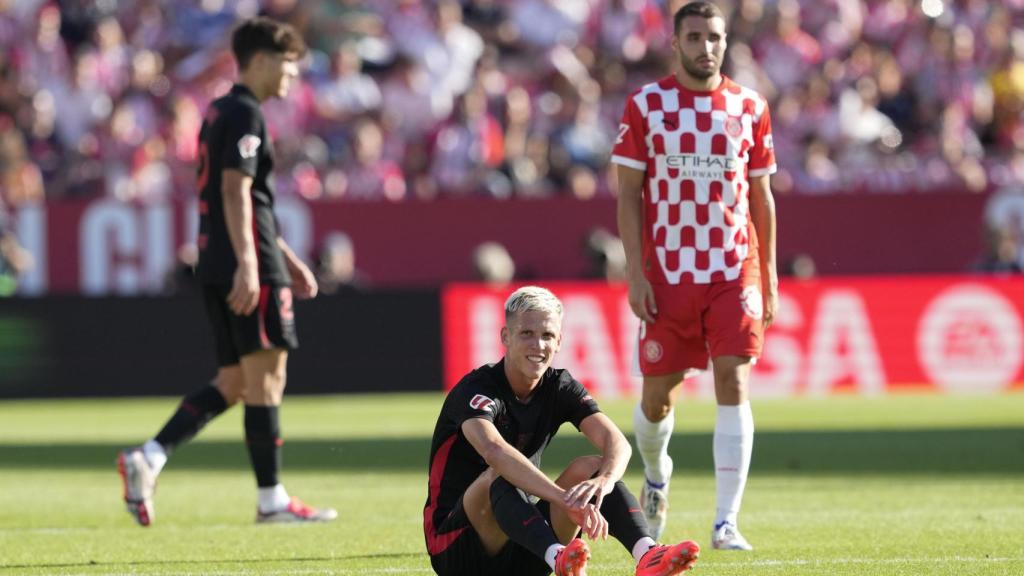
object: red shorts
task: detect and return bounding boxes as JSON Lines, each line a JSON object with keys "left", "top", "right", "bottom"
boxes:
{"left": 638, "top": 278, "right": 764, "bottom": 376}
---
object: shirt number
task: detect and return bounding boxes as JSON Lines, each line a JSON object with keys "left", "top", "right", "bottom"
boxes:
{"left": 616, "top": 123, "right": 629, "bottom": 145}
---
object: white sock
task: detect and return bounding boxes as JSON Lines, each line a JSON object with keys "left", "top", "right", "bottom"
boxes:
{"left": 632, "top": 537, "right": 657, "bottom": 564}
{"left": 544, "top": 543, "right": 564, "bottom": 570}
{"left": 633, "top": 403, "right": 675, "bottom": 486}
{"left": 713, "top": 403, "right": 754, "bottom": 527}
{"left": 258, "top": 484, "right": 290, "bottom": 512}
{"left": 142, "top": 439, "right": 167, "bottom": 475}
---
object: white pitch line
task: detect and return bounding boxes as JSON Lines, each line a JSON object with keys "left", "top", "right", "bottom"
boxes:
{"left": 0, "top": 523, "right": 245, "bottom": 535}
{"left": 0, "top": 526, "right": 99, "bottom": 534}
{"left": 715, "top": 556, "right": 1021, "bottom": 567}
{"left": 38, "top": 565, "right": 432, "bottom": 569}
{"left": 10, "top": 556, "right": 1022, "bottom": 575}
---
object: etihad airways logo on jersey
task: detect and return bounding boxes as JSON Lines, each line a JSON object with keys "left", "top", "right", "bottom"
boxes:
{"left": 469, "top": 394, "right": 496, "bottom": 414}
{"left": 665, "top": 154, "right": 738, "bottom": 171}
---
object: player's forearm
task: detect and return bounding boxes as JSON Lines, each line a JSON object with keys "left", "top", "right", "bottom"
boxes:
{"left": 595, "top": 429, "right": 631, "bottom": 482}
{"left": 617, "top": 182, "right": 646, "bottom": 280}
{"left": 482, "top": 443, "right": 565, "bottom": 504}
{"left": 582, "top": 414, "right": 631, "bottom": 482}
{"left": 750, "top": 181, "right": 777, "bottom": 285}
{"left": 276, "top": 236, "right": 304, "bottom": 274}
{"left": 222, "top": 179, "right": 258, "bottom": 267}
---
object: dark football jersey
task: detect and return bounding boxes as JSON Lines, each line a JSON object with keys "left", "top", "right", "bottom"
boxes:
{"left": 196, "top": 84, "right": 289, "bottom": 285}
{"left": 423, "top": 360, "right": 600, "bottom": 544}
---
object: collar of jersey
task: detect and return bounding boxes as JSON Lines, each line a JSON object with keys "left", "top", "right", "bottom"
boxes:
{"left": 664, "top": 73, "right": 731, "bottom": 96}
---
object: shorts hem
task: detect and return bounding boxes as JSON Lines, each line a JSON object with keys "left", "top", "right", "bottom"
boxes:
{"left": 639, "top": 364, "right": 707, "bottom": 378}
{"left": 708, "top": 349, "right": 761, "bottom": 360}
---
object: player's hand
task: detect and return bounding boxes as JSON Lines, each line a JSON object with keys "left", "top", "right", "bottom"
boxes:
{"left": 565, "top": 503, "right": 609, "bottom": 541}
{"left": 563, "top": 475, "right": 615, "bottom": 511}
{"left": 627, "top": 274, "right": 657, "bottom": 323}
{"left": 762, "top": 278, "right": 779, "bottom": 329}
{"left": 227, "top": 260, "right": 260, "bottom": 316}
{"left": 289, "top": 259, "right": 318, "bottom": 299}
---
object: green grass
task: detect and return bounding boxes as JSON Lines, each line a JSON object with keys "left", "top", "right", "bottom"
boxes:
{"left": 1, "top": 393, "right": 1022, "bottom": 575}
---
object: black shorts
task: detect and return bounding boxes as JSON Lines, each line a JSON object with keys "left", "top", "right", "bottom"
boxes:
{"left": 429, "top": 497, "right": 552, "bottom": 576}
{"left": 203, "top": 284, "right": 298, "bottom": 366}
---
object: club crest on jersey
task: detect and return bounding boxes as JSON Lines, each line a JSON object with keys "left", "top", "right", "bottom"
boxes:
{"left": 740, "top": 286, "right": 763, "bottom": 320}
{"left": 237, "top": 134, "right": 261, "bottom": 159}
{"left": 725, "top": 116, "right": 743, "bottom": 138}
{"left": 644, "top": 340, "right": 663, "bottom": 363}
{"left": 469, "top": 394, "right": 496, "bottom": 414}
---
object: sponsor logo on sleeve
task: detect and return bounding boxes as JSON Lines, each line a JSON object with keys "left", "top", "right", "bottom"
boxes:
{"left": 237, "top": 134, "right": 262, "bottom": 159}
{"left": 469, "top": 394, "right": 496, "bottom": 414}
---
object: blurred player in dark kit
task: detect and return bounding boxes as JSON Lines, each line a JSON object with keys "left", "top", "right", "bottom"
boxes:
{"left": 117, "top": 17, "right": 336, "bottom": 526}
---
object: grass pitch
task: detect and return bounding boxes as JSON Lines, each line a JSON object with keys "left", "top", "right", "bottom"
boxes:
{"left": 0, "top": 393, "right": 1022, "bottom": 575}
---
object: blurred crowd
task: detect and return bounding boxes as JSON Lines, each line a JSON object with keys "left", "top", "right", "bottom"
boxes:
{"left": 0, "top": 0, "right": 1022, "bottom": 210}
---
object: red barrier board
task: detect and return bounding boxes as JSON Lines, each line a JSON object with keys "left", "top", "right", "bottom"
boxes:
{"left": 442, "top": 278, "right": 1024, "bottom": 396}
{"left": 10, "top": 193, "right": 994, "bottom": 294}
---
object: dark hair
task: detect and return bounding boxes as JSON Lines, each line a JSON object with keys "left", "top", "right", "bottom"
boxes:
{"left": 673, "top": 1, "right": 726, "bottom": 33}
{"left": 231, "top": 17, "right": 306, "bottom": 70}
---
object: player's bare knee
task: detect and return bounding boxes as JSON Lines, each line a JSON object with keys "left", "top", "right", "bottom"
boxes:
{"left": 716, "top": 375, "right": 743, "bottom": 391}
{"left": 244, "top": 374, "right": 284, "bottom": 405}
{"left": 214, "top": 371, "right": 245, "bottom": 405}
{"left": 463, "top": 470, "right": 499, "bottom": 510}
{"left": 714, "top": 374, "right": 749, "bottom": 405}
{"left": 267, "top": 372, "right": 286, "bottom": 403}
{"left": 641, "top": 398, "right": 673, "bottom": 422}
{"left": 641, "top": 376, "right": 679, "bottom": 421}
{"left": 479, "top": 468, "right": 500, "bottom": 486}
{"left": 215, "top": 382, "right": 244, "bottom": 405}
{"left": 557, "top": 455, "right": 603, "bottom": 488}
{"left": 489, "top": 476, "right": 520, "bottom": 503}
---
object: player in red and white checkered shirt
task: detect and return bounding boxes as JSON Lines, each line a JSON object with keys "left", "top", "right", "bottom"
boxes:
{"left": 612, "top": 1, "right": 778, "bottom": 551}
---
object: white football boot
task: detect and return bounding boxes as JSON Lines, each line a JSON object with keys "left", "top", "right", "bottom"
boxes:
{"left": 711, "top": 522, "right": 753, "bottom": 551}
{"left": 117, "top": 448, "right": 156, "bottom": 526}
{"left": 640, "top": 479, "right": 670, "bottom": 540}
{"left": 257, "top": 497, "right": 338, "bottom": 523}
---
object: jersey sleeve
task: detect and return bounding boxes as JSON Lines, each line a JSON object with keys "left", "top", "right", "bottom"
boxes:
{"left": 447, "top": 377, "right": 499, "bottom": 429}
{"left": 559, "top": 374, "right": 601, "bottom": 430}
{"left": 610, "top": 94, "right": 648, "bottom": 172}
{"left": 221, "top": 106, "right": 264, "bottom": 177}
{"left": 747, "top": 101, "right": 777, "bottom": 178}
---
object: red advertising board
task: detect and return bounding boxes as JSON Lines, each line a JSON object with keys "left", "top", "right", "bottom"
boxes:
{"left": 442, "top": 277, "right": 1024, "bottom": 396}
{"left": 8, "top": 193, "right": 1000, "bottom": 294}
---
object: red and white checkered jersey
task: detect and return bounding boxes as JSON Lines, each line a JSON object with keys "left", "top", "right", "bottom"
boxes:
{"left": 612, "top": 75, "right": 776, "bottom": 285}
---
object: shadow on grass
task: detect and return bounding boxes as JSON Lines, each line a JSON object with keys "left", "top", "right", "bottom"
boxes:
{"left": 0, "top": 552, "right": 423, "bottom": 571}
{"left": 2, "top": 428, "right": 1022, "bottom": 474}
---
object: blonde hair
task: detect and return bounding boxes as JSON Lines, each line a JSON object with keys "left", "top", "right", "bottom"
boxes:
{"left": 504, "top": 286, "right": 563, "bottom": 321}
